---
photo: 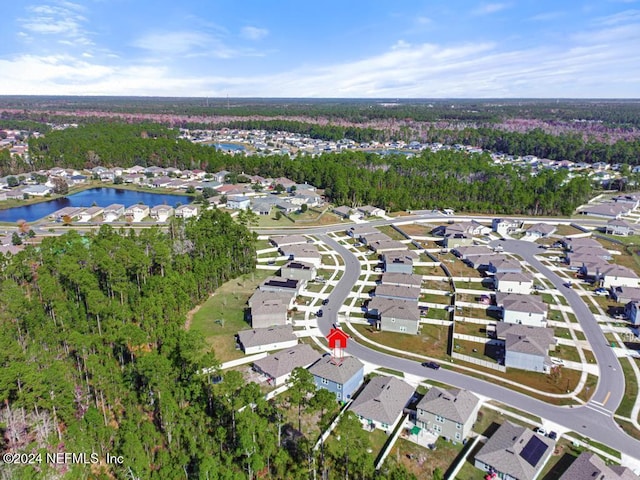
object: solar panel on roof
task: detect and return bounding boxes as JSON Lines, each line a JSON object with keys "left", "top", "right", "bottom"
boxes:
{"left": 520, "top": 436, "right": 548, "bottom": 467}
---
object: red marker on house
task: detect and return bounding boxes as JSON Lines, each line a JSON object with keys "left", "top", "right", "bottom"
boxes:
{"left": 327, "top": 327, "right": 349, "bottom": 364}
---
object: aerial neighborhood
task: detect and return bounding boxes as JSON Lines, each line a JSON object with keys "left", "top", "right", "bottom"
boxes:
{"left": 2, "top": 123, "right": 640, "bottom": 479}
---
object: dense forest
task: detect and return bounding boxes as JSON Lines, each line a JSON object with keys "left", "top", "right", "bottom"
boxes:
{"left": 22, "top": 122, "right": 592, "bottom": 215}
{"left": 3, "top": 97, "right": 640, "bottom": 127}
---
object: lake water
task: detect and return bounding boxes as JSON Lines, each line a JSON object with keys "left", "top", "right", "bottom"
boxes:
{"left": 209, "top": 143, "right": 246, "bottom": 152}
{"left": 0, "top": 188, "right": 192, "bottom": 223}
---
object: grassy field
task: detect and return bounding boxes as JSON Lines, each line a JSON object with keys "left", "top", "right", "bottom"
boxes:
{"left": 617, "top": 357, "right": 639, "bottom": 418}
{"left": 396, "top": 223, "right": 435, "bottom": 237}
{"left": 377, "top": 224, "right": 408, "bottom": 241}
{"left": 415, "top": 265, "right": 447, "bottom": 276}
{"left": 189, "top": 269, "right": 272, "bottom": 360}
{"left": 553, "top": 345, "right": 582, "bottom": 363}
{"left": 554, "top": 224, "right": 586, "bottom": 236}
{"left": 352, "top": 323, "right": 450, "bottom": 359}
{"left": 389, "top": 437, "right": 464, "bottom": 479}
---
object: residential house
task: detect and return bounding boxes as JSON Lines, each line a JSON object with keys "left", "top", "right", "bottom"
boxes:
{"left": 269, "top": 235, "right": 308, "bottom": 247}
{"left": 524, "top": 223, "right": 557, "bottom": 239}
{"left": 281, "top": 261, "right": 316, "bottom": 282}
{"left": 560, "top": 451, "right": 640, "bottom": 480}
{"left": 494, "top": 272, "right": 534, "bottom": 295}
{"left": 227, "top": 195, "right": 251, "bottom": 210}
{"left": 346, "top": 224, "right": 380, "bottom": 238}
{"left": 368, "top": 297, "right": 421, "bottom": 335}
{"left": 374, "top": 284, "right": 421, "bottom": 302}
{"left": 252, "top": 344, "right": 321, "bottom": 386}
{"left": 498, "top": 293, "right": 548, "bottom": 327}
{"left": 487, "top": 258, "right": 522, "bottom": 275}
{"left": 50, "top": 206, "right": 85, "bottom": 222}
{"left": 22, "top": 185, "right": 51, "bottom": 196}
{"left": 102, "top": 204, "right": 125, "bottom": 222}
{"left": 606, "top": 219, "right": 635, "bottom": 236}
{"left": 612, "top": 286, "right": 640, "bottom": 304}
{"left": 452, "top": 245, "right": 493, "bottom": 260}
{"left": 496, "top": 323, "right": 556, "bottom": 373}
{"left": 211, "top": 170, "right": 230, "bottom": 183}
{"left": 623, "top": 301, "right": 640, "bottom": 327}
{"left": 611, "top": 194, "right": 640, "bottom": 209}
{"left": 308, "top": 355, "right": 365, "bottom": 401}
{"left": 474, "top": 421, "right": 555, "bottom": 480}
{"left": 492, "top": 218, "right": 523, "bottom": 236}
{"left": 578, "top": 203, "right": 630, "bottom": 219}
{"left": 349, "top": 376, "right": 414, "bottom": 433}
{"left": 598, "top": 264, "right": 640, "bottom": 289}
{"left": 415, "top": 387, "right": 481, "bottom": 442}
{"left": 562, "top": 236, "right": 602, "bottom": 251}
{"left": 149, "top": 205, "right": 174, "bottom": 222}
{"left": 251, "top": 202, "right": 272, "bottom": 216}
{"left": 357, "top": 205, "right": 386, "bottom": 217}
{"left": 248, "top": 290, "right": 294, "bottom": 328}
{"left": 77, "top": 206, "right": 104, "bottom": 222}
{"left": 151, "top": 176, "right": 173, "bottom": 188}
{"left": 360, "top": 232, "right": 391, "bottom": 246}
{"left": 369, "top": 239, "right": 407, "bottom": 254}
{"left": 383, "top": 250, "right": 418, "bottom": 274}
{"left": 259, "top": 277, "right": 302, "bottom": 294}
{"left": 175, "top": 204, "right": 199, "bottom": 219}
{"left": 333, "top": 206, "right": 353, "bottom": 219}
{"left": 381, "top": 272, "right": 423, "bottom": 289}
{"left": 272, "top": 177, "right": 296, "bottom": 192}
{"left": 236, "top": 325, "right": 298, "bottom": 355}
{"left": 125, "top": 204, "right": 150, "bottom": 222}
{"left": 279, "top": 244, "right": 321, "bottom": 267}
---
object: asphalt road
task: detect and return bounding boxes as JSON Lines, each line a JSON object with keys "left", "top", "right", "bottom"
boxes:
{"left": 496, "top": 239, "right": 625, "bottom": 410}
{"left": 316, "top": 233, "right": 640, "bottom": 461}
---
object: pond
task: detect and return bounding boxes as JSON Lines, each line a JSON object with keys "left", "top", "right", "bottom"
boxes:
{"left": 0, "top": 187, "right": 192, "bottom": 223}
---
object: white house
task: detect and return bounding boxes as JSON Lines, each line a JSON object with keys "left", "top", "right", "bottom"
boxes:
{"left": 499, "top": 294, "right": 548, "bottom": 327}
{"left": 102, "top": 204, "right": 125, "bottom": 222}
{"left": 494, "top": 272, "right": 534, "bottom": 294}
{"left": 175, "top": 204, "right": 200, "bottom": 219}
{"left": 227, "top": 195, "right": 251, "bottom": 210}
{"left": 150, "top": 205, "right": 174, "bottom": 223}
{"left": 125, "top": 204, "right": 150, "bottom": 222}
{"left": 599, "top": 264, "right": 640, "bottom": 289}
{"left": 236, "top": 325, "right": 298, "bottom": 355}
{"left": 78, "top": 206, "right": 104, "bottom": 222}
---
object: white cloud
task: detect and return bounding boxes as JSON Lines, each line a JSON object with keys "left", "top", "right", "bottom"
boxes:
{"left": 241, "top": 26, "right": 268, "bottom": 41}
{"left": 471, "top": 2, "right": 511, "bottom": 15}
{"left": 19, "top": 1, "right": 93, "bottom": 46}
{"left": 3, "top": 9, "right": 640, "bottom": 99}
{"left": 528, "top": 11, "right": 565, "bottom": 21}
{"left": 594, "top": 9, "right": 640, "bottom": 25}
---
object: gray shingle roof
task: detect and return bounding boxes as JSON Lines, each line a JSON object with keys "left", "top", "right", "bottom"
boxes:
{"left": 349, "top": 376, "right": 414, "bottom": 426}
{"left": 308, "top": 355, "right": 364, "bottom": 384}
{"left": 375, "top": 284, "right": 421, "bottom": 301}
{"left": 499, "top": 293, "right": 548, "bottom": 315}
{"left": 253, "top": 344, "right": 321, "bottom": 380}
{"left": 237, "top": 325, "right": 297, "bottom": 349}
{"left": 381, "top": 272, "right": 423, "bottom": 288}
{"left": 559, "top": 452, "right": 639, "bottom": 480}
{"left": 475, "top": 421, "right": 554, "bottom": 480}
{"left": 416, "top": 387, "right": 480, "bottom": 424}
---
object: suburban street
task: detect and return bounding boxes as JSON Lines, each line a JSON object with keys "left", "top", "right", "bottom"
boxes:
{"left": 313, "top": 229, "right": 640, "bottom": 462}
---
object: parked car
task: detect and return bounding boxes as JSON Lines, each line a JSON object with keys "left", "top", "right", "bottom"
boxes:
{"left": 317, "top": 309, "right": 323, "bottom": 317}
{"left": 548, "top": 431, "right": 558, "bottom": 440}
{"left": 534, "top": 427, "right": 547, "bottom": 436}
{"left": 322, "top": 298, "right": 329, "bottom": 305}
{"left": 422, "top": 361, "right": 441, "bottom": 370}
{"left": 594, "top": 288, "right": 609, "bottom": 296}
{"left": 533, "top": 284, "right": 546, "bottom": 291}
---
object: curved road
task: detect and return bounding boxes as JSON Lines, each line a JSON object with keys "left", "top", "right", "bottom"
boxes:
{"left": 316, "top": 234, "right": 640, "bottom": 461}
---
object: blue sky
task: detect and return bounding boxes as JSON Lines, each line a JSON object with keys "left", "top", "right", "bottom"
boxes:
{"left": 1, "top": 0, "right": 639, "bottom": 97}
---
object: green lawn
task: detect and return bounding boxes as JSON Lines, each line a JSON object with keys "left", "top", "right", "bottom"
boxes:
{"left": 377, "top": 224, "right": 408, "bottom": 241}
{"left": 352, "top": 323, "right": 450, "bottom": 359}
{"left": 553, "top": 345, "right": 582, "bottom": 363}
{"left": 617, "top": 357, "right": 639, "bottom": 418}
{"left": 189, "top": 269, "right": 272, "bottom": 361}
